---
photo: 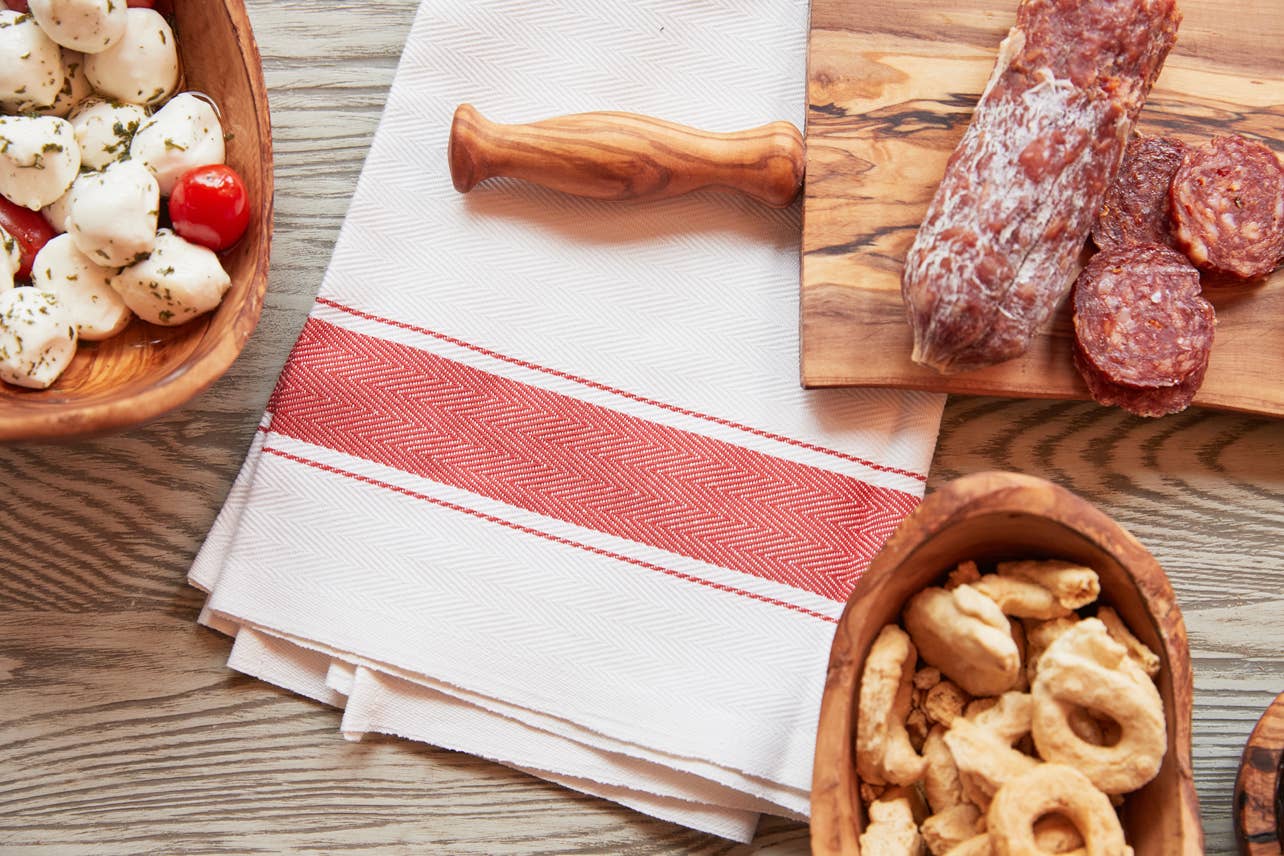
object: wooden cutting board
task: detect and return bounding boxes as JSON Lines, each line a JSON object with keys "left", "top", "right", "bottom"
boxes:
{"left": 801, "top": 0, "right": 1284, "bottom": 416}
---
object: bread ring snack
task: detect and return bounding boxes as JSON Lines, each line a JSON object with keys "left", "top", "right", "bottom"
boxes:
{"left": 1032, "top": 619, "right": 1166, "bottom": 793}
{"left": 987, "top": 764, "right": 1128, "bottom": 856}
{"left": 1023, "top": 615, "right": 1080, "bottom": 685}
{"left": 922, "top": 725, "right": 964, "bottom": 812}
{"left": 850, "top": 556, "right": 1165, "bottom": 852}
{"left": 967, "top": 692, "right": 1032, "bottom": 746}
{"left": 972, "top": 575, "right": 1073, "bottom": 620}
{"left": 943, "top": 718, "right": 1039, "bottom": 809}
{"left": 857, "top": 624, "right": 928, "bottom": 786}
{"left": 904, "top": 585, "right": 1021, "bottom": 697}
{"left": 944, "top": 833, "right": 994, "bottom": 856}
{"left": 997, "top": 560, "right": 1100, "bottom": 610}
{"left": 921, "top": 803, "right": 983, "bottom": 856}
{"left": 859, "top": 787, "right": 926, "bottom": 855}
{"left": 1096, "top": 606, "right": 1161, "bottom": 679}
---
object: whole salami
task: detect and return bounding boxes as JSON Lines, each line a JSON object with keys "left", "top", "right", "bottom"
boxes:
{"left": 1092, "top": 135, "right": 1188, "bottom": 251}
{"left": 902, "top": 0, "right": 1181, "bottom": 374}
{"left": 1170, "top": 135, "right": 1284, "bottom": 279}
{"left": 1072, "top": 243, "right": 1215, "bottom": 417}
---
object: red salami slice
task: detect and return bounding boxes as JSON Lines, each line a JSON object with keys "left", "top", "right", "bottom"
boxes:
{"left": 1171, "top": 135, "right": 1284, "bottom": 279}
{"left": 1092, "top": 135, "right": 1188, "bottom": 251}
{"left": 1073, "top": 244, "right": 1214, "bottom": 389}
{"left": 1073, "top": 341, "right": 1206, "bottom": 418}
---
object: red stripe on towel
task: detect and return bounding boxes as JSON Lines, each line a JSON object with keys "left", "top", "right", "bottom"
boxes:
{"left": 316, "top": 296, "right": 928, "bottom": 483}
{"left": 266, "top": 318, "right": 919, "bottom": 601}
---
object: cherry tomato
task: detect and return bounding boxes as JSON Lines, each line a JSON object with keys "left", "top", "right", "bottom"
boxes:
{"left": 3, "top": 1, "right": 30, "bottom": 11}
{"left": 126, "top": 0, "right": 175, "bottom": 14}
{"left": 0, "top": 197, "right": 56, "bottom": 281}
{"left": 169, "top": 165, "right": 251, "bottom": 252}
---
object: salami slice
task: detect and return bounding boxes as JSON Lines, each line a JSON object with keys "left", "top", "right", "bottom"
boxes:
{"left": 1073, "top": 341, "right": 1206, "bottom": 418}
{"left": 902, "top": 0, "right": 1181, "bottom": 374}
{"left": 1170, "top": 135, "right": 1284, "bottom": 279}
{"left": 1092, "top": 135, "right": 1188, "bottom": 251}
{"left": 1073, "top": 244, "right": 1214, "bottom": 389}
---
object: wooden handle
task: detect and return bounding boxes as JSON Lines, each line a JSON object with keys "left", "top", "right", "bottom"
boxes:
{"left": 448, "top": 103, "right": 804, "bottom": 207}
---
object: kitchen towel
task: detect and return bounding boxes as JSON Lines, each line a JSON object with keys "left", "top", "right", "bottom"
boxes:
{"left": 190, "top": 0, "right": 945, "bottom": 842}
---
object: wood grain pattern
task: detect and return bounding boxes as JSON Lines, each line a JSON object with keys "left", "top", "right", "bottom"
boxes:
{"left": 0, "top": 0, "right": 274, "bottom": 442}
{"left": 449, "top": 105, "right": 804, "bottom": 207}
{"left": 801, "top": 0, "right": 1284, "bottom": 416}
{"left": 0, "top": 2, "right": 1281, "bottom": 854}
{"left": 1235, "top": 692, "right": 1284, "bottom": 854}
{"left": 811, "top": 472, "right": 1201, "bottom": 855}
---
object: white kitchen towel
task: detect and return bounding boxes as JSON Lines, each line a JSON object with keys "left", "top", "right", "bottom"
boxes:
{"left": 191, "top": 0, "right": 945, "bottom": 842}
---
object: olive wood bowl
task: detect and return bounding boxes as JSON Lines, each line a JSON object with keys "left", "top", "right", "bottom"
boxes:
{"left": 0, "top": 0, "right": 273, "bottom": 441}
{"left": 810, "top": 471, "right": 1202, "bottom": 855}
{"left": 1234, "top": 691, "right": 1284, "bottom": 854}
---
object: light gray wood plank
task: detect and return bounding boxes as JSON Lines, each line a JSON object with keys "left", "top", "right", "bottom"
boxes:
{"left": 1, "top": 1, "right": 1281, "bottom": 854}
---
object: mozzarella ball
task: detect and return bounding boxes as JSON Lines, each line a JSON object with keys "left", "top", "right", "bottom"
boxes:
{"left": 29, "top": 0, "right": 127, "bottom": 54}
{"left": 110, "top": 229, "right": 230, "bottom": 326}
{"left": 32, "top": 234, "right": 131, "bottom": 340}
{"left": 41, "top": 170, "right": 90, "bottom": 233}
{"left": 39, "top": 49, "right": 93, "bottom": 118}
{"left": 67, "top": 159, "right": 158, "bottom": 266}
{"left": 1, "top": 226, "right": 19, "bottom": 275}
{"left": 130, "top": 93, "right": 225, "bottom": 195}
{"left": 0, "top": 226, "right": 17, "bottom": 293}
{"left": 0, "top": 10, "right": 65, "bottom": 112}
{"left": 0, "top": 115, "right": 81, "bottom": 210}
{"left": 83, "top": 8, "right": 178, "bottom": 106}
{"left": 70, "top": 96, "right": 146, "bottom": 170}
{"left": 0, "top": 287, "right": 78, "bottom": 389}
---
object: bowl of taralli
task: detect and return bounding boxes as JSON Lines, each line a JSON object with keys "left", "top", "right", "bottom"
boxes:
{"left": 811, "top": 471, "right": 1201, "bottom": 856}
{"left": 0, "top": 0, "right": 272, "bottom": 441}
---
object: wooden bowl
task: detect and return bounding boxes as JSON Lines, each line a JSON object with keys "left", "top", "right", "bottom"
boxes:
{"left": 1234, "top": 691, "right": 1284, "bottom": 854}
{"left": 810, "top": 471, "right": 1202, "bottom": 855}
{"left": 0, "top": 0, "right": 273, "bottom": 441}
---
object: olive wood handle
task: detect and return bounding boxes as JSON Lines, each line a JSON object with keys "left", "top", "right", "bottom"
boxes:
{"left": 449, "top": 103, "right": 804, "bottom": 207}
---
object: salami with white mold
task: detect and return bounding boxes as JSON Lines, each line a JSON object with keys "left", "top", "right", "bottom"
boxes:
{"left": 1170, "top": 135, "right": 1284, "bottom": 279}
{"left": 902, "top": 0, "right": 1181, "bottom": 374}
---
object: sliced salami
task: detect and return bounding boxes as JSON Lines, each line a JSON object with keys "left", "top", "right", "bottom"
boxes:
{"left": 1073, "top": 341, "right": 1206, "bottom": 418}
{"left": 902, "top": 0, "right": 1181, "bottom": 374}
{"left": 1170, "top": 134, "right": 1284, "bottom": 279}
{"left": 1092, "top": 135, "right": 1187, "bottom": 251}
{"left": 1073, "top": 244, "right": 1214, "bottom": 389}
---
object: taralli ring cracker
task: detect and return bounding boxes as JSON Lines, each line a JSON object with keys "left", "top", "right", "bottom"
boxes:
{"left": 848, "top": 556, "right": 1167, "bottom": 853}
{"left": 986, "top": 764, "right": 1128, "bottom": 856}
{"left": 903, "top": 585, "right": 1021, "bottom": 697}
{"left": 1031, "top": 619, "right": 1167, "bottom": 793}
{"left": 856, "top": 624, "right": 928, "bottom": 786}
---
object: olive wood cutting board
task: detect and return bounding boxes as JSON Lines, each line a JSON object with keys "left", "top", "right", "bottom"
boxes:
{"left": 801, "top": 0, "right": 1284, "bottom": 416}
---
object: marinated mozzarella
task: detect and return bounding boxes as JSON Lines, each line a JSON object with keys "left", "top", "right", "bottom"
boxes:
{"left": 0, "top": 11, "right": 64, "bottom": 113}
{"left": 67, "top": 159, "right": 158, "bottom": 266}
{"left": 41, "top": 170, "right": 89, "bottom": 233}
{"left": 110, "top": 229, "right": 230, "bottom": 326}
{"left": 130, "top": 94, "right": 225, "bottom": 195}
{"left": 32, "top": 233, "right": 130, "bottom": 339}
{"left": 70, "top": 97, "right": 146, "bottom": 170}
{"left": 40, "top": 49, "right": 93, "bottom": 118}
{"left": 0, "top": 225, "right": 18, "bottom": 292}
{"left": 0, "top": 115, "right": 81, "bottom": 210}
{"left": 28, "top": 0, "right": 127, "bottom": 54}
{"left": 83, "top": 8, "right": 177, "bottom": 106}
{"left": 0, "top": 287, "right": 77, "bottom": 389}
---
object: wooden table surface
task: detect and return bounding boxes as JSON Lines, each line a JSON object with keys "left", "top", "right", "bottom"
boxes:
{"left": 2, "top": 2, "right": 1281, "bottom": 853}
